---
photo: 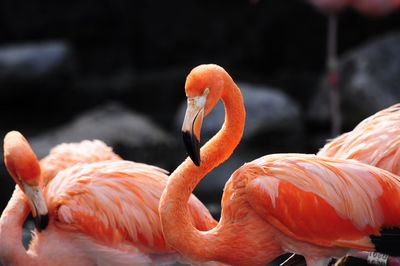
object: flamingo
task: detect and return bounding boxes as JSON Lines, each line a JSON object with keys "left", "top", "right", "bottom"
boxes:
{"left": 3, "top": 135, "right": 122, "bottom": 231}
{"left": 318, "top": 103, "right": 400, "bottom": 175}
{"left": 0, "top": 131, "right": 220, "bottom": 265}
{"left": 159, "top": 64, "right": 400, "bottom": 266}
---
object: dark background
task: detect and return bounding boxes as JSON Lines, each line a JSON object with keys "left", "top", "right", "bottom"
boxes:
{"left": 1, "top": 0, "right": 400, "bottom": 261}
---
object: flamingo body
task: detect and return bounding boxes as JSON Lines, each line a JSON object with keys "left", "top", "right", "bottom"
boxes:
{"left": 39, "top": 139, "right": 122, "bottom": 186}
{"left": 159, "top": 64, "right": 400, "bottom": 266}
{"left": 243, "top": 154, "right": 400, "bottom": 248}
{"left": 44, "top": 160, "right": 216, "bottom": 254}
{"left": 318, "top": 104, "right": 400, "bottom": 175}
{"left": 1, "top": 131, "right": 218, "bottom": 265}
{"left": 214, "top": 153, "right": 400, "bottom": 265}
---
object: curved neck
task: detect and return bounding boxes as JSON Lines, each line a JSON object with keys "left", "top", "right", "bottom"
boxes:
{"left": 160, "top": 76, "right": 245, "bottom": 261}
{"left": 0, "top": 187, "right": 32, "bottom": 265}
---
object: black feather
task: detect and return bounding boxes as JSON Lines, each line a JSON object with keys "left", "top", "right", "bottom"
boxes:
{"left": 370, "top": 227, "right": 400, "bottom": 256}
{"left": 34, "top": 213, "right": 49, "bottom": 232}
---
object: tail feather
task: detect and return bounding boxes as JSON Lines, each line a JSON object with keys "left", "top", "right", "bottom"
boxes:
{"left": 370, "top": 227, "right": 400, "bottom": 256}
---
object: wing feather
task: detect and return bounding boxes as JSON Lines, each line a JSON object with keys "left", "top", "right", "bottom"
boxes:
{"left": 318, "top": 104, "right": 400, "bottom": 175}
{"left": 45, "top": 160, "right": 215, "bottom": 252}
{"left": 40, "top": 139, "right": 121, "bottom": 186}
{"left": 242, "top": 154, "right": 400, "bottom": 249}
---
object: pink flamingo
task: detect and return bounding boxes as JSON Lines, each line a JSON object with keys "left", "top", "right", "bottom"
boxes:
{"left": 0, "top": 131, "right": 220, "bottom": 265}
{"left": 159, "top": 64, "right": 400, "bottom": 266}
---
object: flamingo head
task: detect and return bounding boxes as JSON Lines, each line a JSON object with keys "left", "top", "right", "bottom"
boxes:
{"left": 3, "top": 131, "right": 49, "bottom": 231}
{"left": 182, "top": 64, "right": 226, "bottom": 166}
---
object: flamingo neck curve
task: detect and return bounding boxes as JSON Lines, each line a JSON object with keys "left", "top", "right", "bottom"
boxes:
{"left": 160, "top": 72, "right": 245, "bottom": 261}
{"left": 0, "top": 187, "right": 33, "bottom": 265}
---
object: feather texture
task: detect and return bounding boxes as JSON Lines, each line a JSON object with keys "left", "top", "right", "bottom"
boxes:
{"left": 45, "top": 160, "right": 216, "bottom": 253}
{"left": 318, "top": 104, "right": 400, "bottom": 176}
{"left": 243, "top": 154, "right": 400, "bottom": 250}
{"left": 1, "top": 133, "right": 219, "bottom": 265}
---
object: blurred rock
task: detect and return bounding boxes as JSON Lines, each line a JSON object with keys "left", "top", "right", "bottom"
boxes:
{"left": 29, "top": 101, "right": 178, "bottom": 170}
{"left": 72, "top": 66, "right": 189, "bottom": 129}
{"left": 308, "top": 31, "right": 400, "bottom": 128}
{"left": 0, "top": 41, "right": 74, "bottom": 84}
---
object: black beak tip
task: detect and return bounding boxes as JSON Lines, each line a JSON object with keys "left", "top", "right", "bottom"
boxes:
{"left": 34, "top": 213, "right": 49, "bottom": 232}
{"left": 182, "top": 130, "right": 201, "bottom": 166}
{"left": 192, "top": 157, "right": 201, "bottom": 167}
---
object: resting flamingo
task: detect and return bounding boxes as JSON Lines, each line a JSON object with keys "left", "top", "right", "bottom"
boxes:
{"left": 0, "top": 131, "right": 219, "bottom": 265}
{"left": 3, "top": 135, "right": 122, "bottom": 231}
{"left": 159, "top": 64, "right": 400, "bottom": 266}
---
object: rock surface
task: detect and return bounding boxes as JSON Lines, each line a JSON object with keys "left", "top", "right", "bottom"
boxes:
{"left": 0, "top": 41, "right": 73, "bottom": 82}
{"left": 308, "top": 31, "right": 400, "bottom": 128}
{"left": 29, "top": 102, "right": 178, "bottom": 172}
{"left": 175, "top": 82, "right": 302, "bottom": 142}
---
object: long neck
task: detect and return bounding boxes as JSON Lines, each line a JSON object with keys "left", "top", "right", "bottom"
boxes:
{"left": 160, "top": 77, "right": 245, "bottom": 261}
{"left": 0, "top": 187, "right": 32, "bottom": 265}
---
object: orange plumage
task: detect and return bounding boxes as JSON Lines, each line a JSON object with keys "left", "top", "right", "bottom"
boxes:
{"left": 0, "top": 131, "right": 218, "bottom": 265}
{"left": 159, "top": 64, "right": 400, "bottom": 266}
{"left": 318, "top": 104, "right": 400, "bottom": 175}
{"left": 40, "top": 139, "right": 122, "bottom": 186}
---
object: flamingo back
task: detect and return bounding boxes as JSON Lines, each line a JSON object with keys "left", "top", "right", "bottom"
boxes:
{"left": 238, "top": 154, "right": 400, "bottom": 250}
{"left": 40, "top": 140, "right": 122, "bottom": 186}
{"left": 44, "top": 160, "right": 216, "bottom": 253}
{"left": 318, "top": 104, "right": 400, "bottom": 175}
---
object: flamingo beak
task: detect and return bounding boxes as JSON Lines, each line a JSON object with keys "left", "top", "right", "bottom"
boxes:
{"left": 181, "top": 92, "right": 207, "bottom": 166}
{"left": 23, "top": 183, "right": 49, "bottom": 232}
